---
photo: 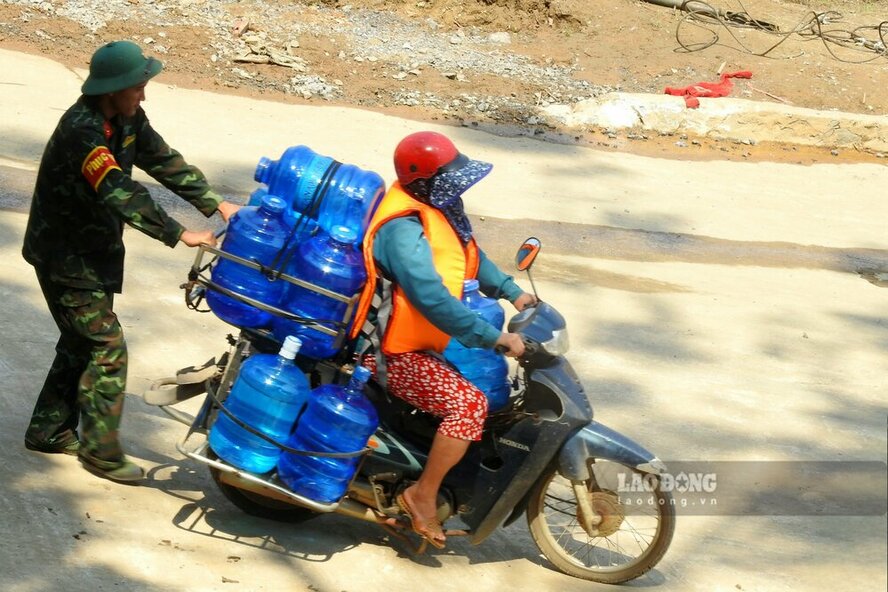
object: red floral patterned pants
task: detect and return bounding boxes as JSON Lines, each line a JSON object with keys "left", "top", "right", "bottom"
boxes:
{"left": 362, "top": 352, "right": 488, "bottom": 441}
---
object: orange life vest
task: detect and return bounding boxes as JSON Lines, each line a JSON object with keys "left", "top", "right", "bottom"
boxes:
{"left": 350, "top": 182, "right": 479, "bottom": 355}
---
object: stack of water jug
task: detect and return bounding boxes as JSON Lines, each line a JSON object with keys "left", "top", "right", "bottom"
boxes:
{"left": 206, "top": 145, "right": 385, "bottom": 360}
{"left": 209, "top": 335, "right": 379, "bottom": 504}
{"left": 205, "top": 145, "right": 383, "bottom": 504}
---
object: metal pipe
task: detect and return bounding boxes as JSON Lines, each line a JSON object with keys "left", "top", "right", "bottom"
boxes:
{"left": 333, "top": 498, "right": 391, "bottom": 524}
{"left": 640, "top": 0, "right": 723, "bottom": 19}
{"left": 346, "top": 480, "right": 379, "bottom": 508}
{"left": 641, "top": 0, "right": 779, "bottom": 32}
{"left": 216, "top": 470, "right": 311, "bottom": 507}
{"left": 220, "top": 470, "right": 391, "bottom": 525}
{"left": 176, "top": 439, "right": 341, "bottom": 513}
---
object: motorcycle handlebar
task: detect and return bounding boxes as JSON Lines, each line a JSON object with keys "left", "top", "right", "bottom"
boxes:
{"left": 495, "top": 337, "right": 537, "bottom": 358}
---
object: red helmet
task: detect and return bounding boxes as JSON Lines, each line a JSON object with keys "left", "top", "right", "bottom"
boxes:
{"left": 393, "top": 131, "right": 460, "bottom": 186}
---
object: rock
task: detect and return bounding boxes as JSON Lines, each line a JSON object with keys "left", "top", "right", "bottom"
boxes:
{"left": 822, "top": 127, "right": 862, "bottom": 146}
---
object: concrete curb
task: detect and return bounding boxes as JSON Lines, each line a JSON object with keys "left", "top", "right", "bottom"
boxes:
{"left": 543, "top": 92, "right": 888, "bottom": 153}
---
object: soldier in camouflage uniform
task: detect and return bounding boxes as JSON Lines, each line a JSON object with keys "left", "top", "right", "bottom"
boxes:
{"left": 22, "top": 40, "right": 241, "bottom": 483}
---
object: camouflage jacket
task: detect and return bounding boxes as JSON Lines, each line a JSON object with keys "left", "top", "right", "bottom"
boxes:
{"left": 22, "top": 96, "right": 222, "bottom": 292}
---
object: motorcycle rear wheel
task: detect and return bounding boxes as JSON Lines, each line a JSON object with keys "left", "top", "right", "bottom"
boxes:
{"left": 207, "top": 451, "right": 317, "bottom": 523}
{"left": 526, "top": 461, "right": 675, "bottom": 584}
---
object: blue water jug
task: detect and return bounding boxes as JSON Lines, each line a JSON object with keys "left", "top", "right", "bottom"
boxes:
{"left": 443, "top": 279, "right": 511, "bottom": 411}
{"left": 247, "top": 186, "right": 319, "bottom": 236}
{"left": 272, "top": 225, "right": 367, "bottom": 359}
{"left": 277, "top": 365, "right": 378, "bottom": 503}
{"left": 254, "top": 145, "right": 385, "bottom": 242}
{"left": 206, "top": 195, "right": 291, "bottom": 328}
{"left": 208, "top": 336, "right": 311, "bottom": 473}
{"left": 314, "top": 164, "right": 385, "bottom": 242}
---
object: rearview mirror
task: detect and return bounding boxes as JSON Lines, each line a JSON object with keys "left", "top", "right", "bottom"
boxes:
{"left": 515, "top": 237, "right": 541, "bottom": 272}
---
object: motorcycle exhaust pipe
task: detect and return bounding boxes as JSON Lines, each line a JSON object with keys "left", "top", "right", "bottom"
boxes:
{"left": 346, "top": 479, "right": 379, "bottom": 507}
{"left": 334, "top": 498, "right": 391, "bottom": 525}
{"left": 337, "top": 480, "right": 395, "bottom": 524}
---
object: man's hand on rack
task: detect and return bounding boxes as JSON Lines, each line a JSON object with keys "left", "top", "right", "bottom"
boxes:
{"left": 180, "top": 229, "right": 217, "bottom": 248}
{"left": 216, "top": 200, "right": 242, "bottom": 222}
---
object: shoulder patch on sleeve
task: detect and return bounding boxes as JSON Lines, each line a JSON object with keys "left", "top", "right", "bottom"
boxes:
{"left": 81, "top": 146, "right": 122, "bottom": 192}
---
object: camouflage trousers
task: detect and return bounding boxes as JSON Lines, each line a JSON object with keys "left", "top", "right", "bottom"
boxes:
{"left": 26, "top": 271, "right": 128, "bottom": 461}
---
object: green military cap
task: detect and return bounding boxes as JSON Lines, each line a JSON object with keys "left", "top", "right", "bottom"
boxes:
{"left": 81, "top": 40, "right": 163, "bottom": 96}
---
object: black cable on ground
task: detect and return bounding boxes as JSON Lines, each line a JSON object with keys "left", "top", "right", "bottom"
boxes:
{"left": 668, "top": 0, "right": 887, "bottom": 63}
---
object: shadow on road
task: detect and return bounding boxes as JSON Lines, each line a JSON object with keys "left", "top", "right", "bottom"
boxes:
{"left": 2, "top": 184, "right": 886, "bottom": 591}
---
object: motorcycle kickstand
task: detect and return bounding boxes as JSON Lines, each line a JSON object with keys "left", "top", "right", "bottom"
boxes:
{"left": 380, "top": 517, "right": 471, "bottom": 554}
{"left": 380, "top": 516, "right": 430, "bottom": 555}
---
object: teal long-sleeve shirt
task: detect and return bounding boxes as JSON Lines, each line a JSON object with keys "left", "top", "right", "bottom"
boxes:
{"left": 372, "top": 216, "right": 524, "bottom": 350}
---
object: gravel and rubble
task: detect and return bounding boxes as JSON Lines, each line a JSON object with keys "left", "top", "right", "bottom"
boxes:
{"left": 4, "top": 0, "right": 612, "bottom": 120}
{"left": 2, "top": 0, "right": 886, "bottom": 161}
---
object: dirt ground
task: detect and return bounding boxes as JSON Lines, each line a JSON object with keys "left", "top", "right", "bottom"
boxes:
{"left": 1, "top": 0, "right": 886, "bottom": 164}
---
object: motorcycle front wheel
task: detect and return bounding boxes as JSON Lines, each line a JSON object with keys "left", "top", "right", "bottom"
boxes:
{"left": 526, "top": 461, "right": 675, "bottom": 584}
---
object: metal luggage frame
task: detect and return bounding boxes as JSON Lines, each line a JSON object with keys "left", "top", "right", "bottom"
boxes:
{"left": 163, "top": 243, "right": 370, "bottom": 512}
{"left": 185, "top": 242, "right": 361, "bottom": 349}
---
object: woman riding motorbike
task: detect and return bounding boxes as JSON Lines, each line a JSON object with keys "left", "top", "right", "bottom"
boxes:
{"left": 350, "top": 131, "right": 536, "bottom": 548}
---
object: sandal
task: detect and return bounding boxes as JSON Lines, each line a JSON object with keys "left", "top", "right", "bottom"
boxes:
{"left": 396, "top": 492, "right": 446, "bottom": 549}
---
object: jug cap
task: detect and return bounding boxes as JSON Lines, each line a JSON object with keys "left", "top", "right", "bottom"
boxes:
{"left": 330, "top": 225, "right": 358, "bottom": 245}
{"left": 260, "top": 194, "right": 287, "bottom": 214}
{"left": 352, "top": 365, "right": 371, "bottom": 384}
{"left": 280, "top": 335, "right": 303, "bottom": 359}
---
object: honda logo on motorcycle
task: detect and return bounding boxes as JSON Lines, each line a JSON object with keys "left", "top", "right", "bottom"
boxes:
{"left": 618, "top": 471, "right": 717, "bottom": 493}
{"left": 497, "top": 437, "right": 530, "bottom": 452}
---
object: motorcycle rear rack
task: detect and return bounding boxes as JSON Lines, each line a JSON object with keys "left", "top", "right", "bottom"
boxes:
{"left": 158, "top": 333, "right": 344, "bottom": 514}
{"left": 175, "top": 433, "right": 341, "bottom": 514}
{"left": 184, "top": 243, "right": 360, "bottom": 348}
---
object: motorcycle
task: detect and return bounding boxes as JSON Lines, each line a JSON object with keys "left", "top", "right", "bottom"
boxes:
{"left": 146, "top": 237, "right": 674, "bottom": 585}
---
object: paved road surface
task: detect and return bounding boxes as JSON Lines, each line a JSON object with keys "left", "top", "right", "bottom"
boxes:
{"left": 0, "top": 48, "right": 886, "bottom": 592}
